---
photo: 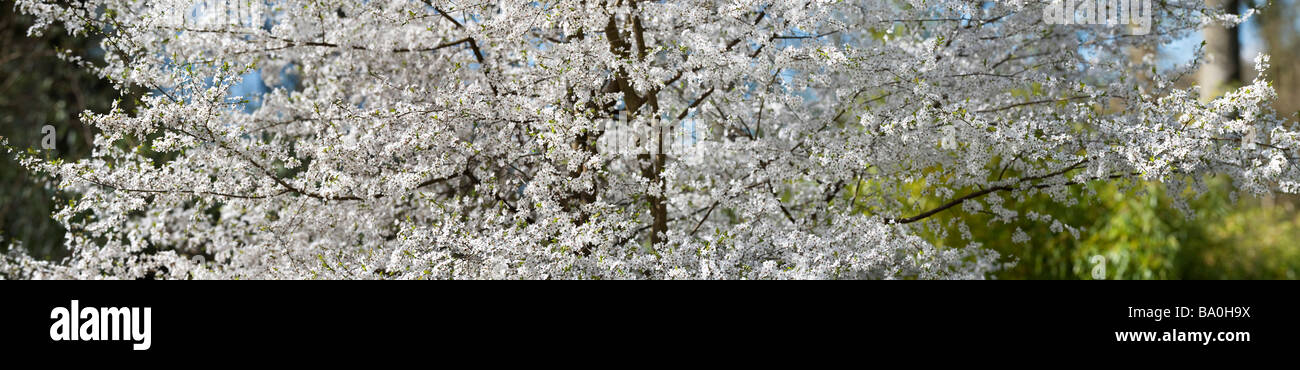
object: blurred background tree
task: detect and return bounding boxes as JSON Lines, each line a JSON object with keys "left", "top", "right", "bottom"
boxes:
{"left": 0, "top": 2, "right": 128, "bottom": 260}
{"left": 1251, "top": 0, "right": 1300, "bottom": 116}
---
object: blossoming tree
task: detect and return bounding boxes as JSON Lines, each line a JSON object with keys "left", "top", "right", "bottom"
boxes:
{"left": 2, "top": 0, "right": 1293, "bottom": 279}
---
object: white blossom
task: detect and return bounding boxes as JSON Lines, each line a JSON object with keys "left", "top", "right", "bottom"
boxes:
{"left": 2, "top": 0, "right": 1290, "bottom": 280}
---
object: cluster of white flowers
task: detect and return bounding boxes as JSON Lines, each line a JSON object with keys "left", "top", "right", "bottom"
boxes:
{"left": 2, "top": 0, "right": 1292, "bottom": 279}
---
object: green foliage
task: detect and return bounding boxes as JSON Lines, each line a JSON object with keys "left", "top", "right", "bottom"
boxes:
{"left": 923, "top": 177, "right": 1300, "bottom": 279}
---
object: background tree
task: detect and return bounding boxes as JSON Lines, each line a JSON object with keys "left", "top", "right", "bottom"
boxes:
{"left": 0, "top": 1, "right": 138, "bottom": 260}
{"left": 1200, "top": 0, "right": 1241, "bottom": 99}
{"left": 1251, "top": 0, "right": 1300, "bottom": 115}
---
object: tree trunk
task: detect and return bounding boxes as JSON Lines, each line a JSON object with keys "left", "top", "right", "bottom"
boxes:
{"left": 1200, "top": 0, "right": 1241, "bottom": 100}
